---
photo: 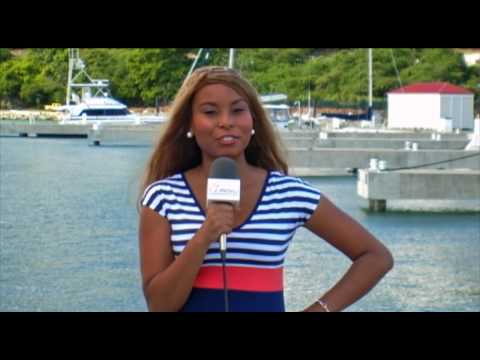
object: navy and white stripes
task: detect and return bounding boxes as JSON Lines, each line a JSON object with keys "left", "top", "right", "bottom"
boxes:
{"left": 141, "top": 171, "right": 322, "bottom": 269}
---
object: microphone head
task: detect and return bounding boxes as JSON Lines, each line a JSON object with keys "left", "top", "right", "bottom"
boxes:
{"left": 207, "top": 157, "right": 240, "bottom": 204}
{"left": 209, "top": 157, "right": 240, "bottom": 180}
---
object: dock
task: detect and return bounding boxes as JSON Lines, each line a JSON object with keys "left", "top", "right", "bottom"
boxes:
{"left": 0, "top": 121, "right": 166, "bottom": 145}
{"left": 2, "top": 122, "right": 479, "bottom": 176}
{"left": 0, "top": 122, "right": 90, "bottom": 138}
{"left": 287, "top": 148, "right": 480, "bottom": 172}
{"left": 88, "top": 123, "right": 164, "bottom": 146}
{"left": 357, "top": 168, "right": 480, "bottom": 211}
{"left": 280, "top": 130, "right": 470, "bottom": 149}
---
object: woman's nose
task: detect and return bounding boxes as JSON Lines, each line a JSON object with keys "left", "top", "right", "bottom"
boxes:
{"left": 218, "top": 111, "right": 233, "bottom": 128}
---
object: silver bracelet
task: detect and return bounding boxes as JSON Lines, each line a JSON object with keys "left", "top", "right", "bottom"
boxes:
{"left": 316, "top": 299, "right": 330, "bottom": 312}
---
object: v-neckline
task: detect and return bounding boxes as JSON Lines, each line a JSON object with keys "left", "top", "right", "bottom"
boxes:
{"left": 181, "top": 170, "right": 271, "bottom": 231}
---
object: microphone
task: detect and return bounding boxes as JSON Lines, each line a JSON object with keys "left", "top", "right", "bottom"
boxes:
{"left": 207, "top": 157, "right": 240, "bottom": 252}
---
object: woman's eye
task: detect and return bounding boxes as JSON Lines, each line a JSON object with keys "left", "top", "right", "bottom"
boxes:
{"left": 233, "top": 108, "right": 245, "bottom": 113}
{"left": 204, "top": 110, "right": 216, "bottom": 115}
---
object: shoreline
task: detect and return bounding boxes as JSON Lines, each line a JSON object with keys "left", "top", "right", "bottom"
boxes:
{"left": 0, "top": 106, "right": 171, "bottom": 122}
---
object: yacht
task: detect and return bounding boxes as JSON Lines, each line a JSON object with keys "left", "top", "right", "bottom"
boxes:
{"left": 260, "top": 93, "right": 294, "bottom": 129}
{"left": 58, "top": 95, "right": 137, "bottom": 124}
{"left": 263, "top": 104, "right": 293, "bottom": 129}
{"left": 59, "top": 49, "right": 166, "bottom": 126}
{"left": 58, "top": 94, "right": 167, "bottom": 125}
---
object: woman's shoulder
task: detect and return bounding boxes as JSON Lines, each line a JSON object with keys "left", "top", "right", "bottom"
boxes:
{"left": 269, "top": 171, "right": 309, "bottom": 184}
{"left": 141, "top": 173, "right": 187, "bottom": 203}
{"left": 268, "top": 171, "right": 321, "bottom": 194}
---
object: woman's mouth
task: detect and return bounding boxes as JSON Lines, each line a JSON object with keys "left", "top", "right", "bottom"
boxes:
{"left": 217, "top": 135, "right": 238, "bottom": 145}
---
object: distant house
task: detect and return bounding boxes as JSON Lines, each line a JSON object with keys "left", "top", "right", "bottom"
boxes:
{"left": 387, "top": 82, "right": 475, "bottom": 131}
{"left": 463, "top": 52, "right": 480, "bottom": 66}
{"left": 260, "top": 93, "right": 288, "bottom": 104}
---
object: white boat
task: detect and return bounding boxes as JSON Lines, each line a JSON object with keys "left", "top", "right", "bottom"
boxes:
{"left": 58, "top": 96, "right": 137, "bottom": 123}
{"left": 59, "top": 96, "right": 167, "bottom": 125}
{"left": 263, "top": 104, "right": 293, "bottom": 129}
{"left": 59, "top": 49, "right": 167, "bottom": 126}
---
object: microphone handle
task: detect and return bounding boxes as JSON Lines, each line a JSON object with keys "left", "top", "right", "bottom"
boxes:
{"left": 220, "top": 233, "right": 227, "bottom": 252}
{"left": 220, "top": 234, "right": 229, "bottom": 312}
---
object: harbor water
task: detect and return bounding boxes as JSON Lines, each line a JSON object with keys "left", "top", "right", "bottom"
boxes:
{"left": 1, "top": 136, "right": 479, "bottom": 311}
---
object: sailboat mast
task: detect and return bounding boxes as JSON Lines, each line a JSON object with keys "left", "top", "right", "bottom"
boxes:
{"left": 368, "top": 48, "right": 373, "bottom": 119}
{"left": 308, "top": 86, "right": 311, "bottom": 116}
{"left": 66, "top": 49, "right": 76, "bottom": 106}
{"left": 186, "top": 48, "right": 204, "bottom": 80}
{"left": 228, "top": 48, "right": 235, "bottom": 69}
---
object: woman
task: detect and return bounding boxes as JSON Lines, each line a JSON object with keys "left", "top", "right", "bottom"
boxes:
{"left": 138, "top": 66, "right": 393, "bottom": 312}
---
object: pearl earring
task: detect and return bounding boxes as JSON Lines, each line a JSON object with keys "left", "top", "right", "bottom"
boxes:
{"left": 251, "top": 129, "right": 255, "bottom": 135}
{"left": 186, "top": 131, "right": 193, "bottom": 139}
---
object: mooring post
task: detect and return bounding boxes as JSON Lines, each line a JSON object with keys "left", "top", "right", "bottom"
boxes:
{"left": 369, "top": 199, "right": 386, "bottom": 212}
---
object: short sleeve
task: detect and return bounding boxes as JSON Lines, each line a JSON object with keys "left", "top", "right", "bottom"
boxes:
{"left": 263, "top": 173, "right": 322, "bottom": 230}
{"left": 294, "top": 178, "right": 322, "bottom": 226}
{"left": 140, "top": 182, "right": 169, "bottom": 217}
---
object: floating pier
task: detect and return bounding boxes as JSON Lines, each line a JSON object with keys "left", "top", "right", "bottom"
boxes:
{"left": 0, "top": 122, "right": 90, "bottom": 138}
{"left": 287, "top": 148, "right": 480, "bottom": 173}
{"left": 357, "top": 168, "right": 480, "bottom": 212}
{"left": 2, "top": 123, "right": 479, "bottom": 176}
{"left": 88, "top": 123, "right": 164, "bottom": 146}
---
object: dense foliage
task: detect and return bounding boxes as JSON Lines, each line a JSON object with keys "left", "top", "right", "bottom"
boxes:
{"left": 0, "top": 48, "right": 478, "bottom": 111}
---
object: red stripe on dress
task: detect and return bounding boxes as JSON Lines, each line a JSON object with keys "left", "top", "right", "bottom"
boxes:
{"left": 193, "top": 266, "right": 283, "bottom": 292}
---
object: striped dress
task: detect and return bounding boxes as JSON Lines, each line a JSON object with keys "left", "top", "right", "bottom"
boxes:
{"left": 141, "top": 170, "right": 322, "bottom": 312}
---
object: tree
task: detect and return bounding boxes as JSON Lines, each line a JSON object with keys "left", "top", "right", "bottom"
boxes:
{"left": 0, "top": 48, "right": 12, "bottom": 62}
{"left": 0, "top": 48, "right": 477, "bottom": 110}
{"left": 123, "top": 48, "right": 193, "bottom": 105}
{"left": 0, "top": 61, "right": 22, "bottom": 108}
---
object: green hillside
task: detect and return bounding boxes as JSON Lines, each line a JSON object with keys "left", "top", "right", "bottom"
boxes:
{"left": 0, "top": 48, "right": 478, "bottom": 111}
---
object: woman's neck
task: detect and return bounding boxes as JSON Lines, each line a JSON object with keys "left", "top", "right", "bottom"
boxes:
{"left": 197, "top": 155, "right": 252, "bottom": 180}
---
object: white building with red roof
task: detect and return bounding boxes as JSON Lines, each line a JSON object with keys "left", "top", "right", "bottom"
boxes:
{"left": 387, "top": 82, "right": 474, "bottom": 131}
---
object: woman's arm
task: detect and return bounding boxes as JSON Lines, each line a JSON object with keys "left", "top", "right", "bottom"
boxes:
{"left": 302, "top": 195, "right": 394, "bottom": 312}
{"left": 139, "top": 202, "right": 235, "bottom": 312}
{"left": 139, "top": 207, "right": 208, "bottom": 311}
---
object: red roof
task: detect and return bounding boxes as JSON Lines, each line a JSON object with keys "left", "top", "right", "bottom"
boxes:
{"left": 389, "top": 82, "right": 472, "bottom": 94}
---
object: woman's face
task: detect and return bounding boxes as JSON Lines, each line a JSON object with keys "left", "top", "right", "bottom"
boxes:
{"left": 191, "top": 83, "right": 254, "bottom": 162}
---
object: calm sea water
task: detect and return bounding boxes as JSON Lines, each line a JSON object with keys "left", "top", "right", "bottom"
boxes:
{"left": 1, "top": 136, "right": 479, "bottom": 312}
